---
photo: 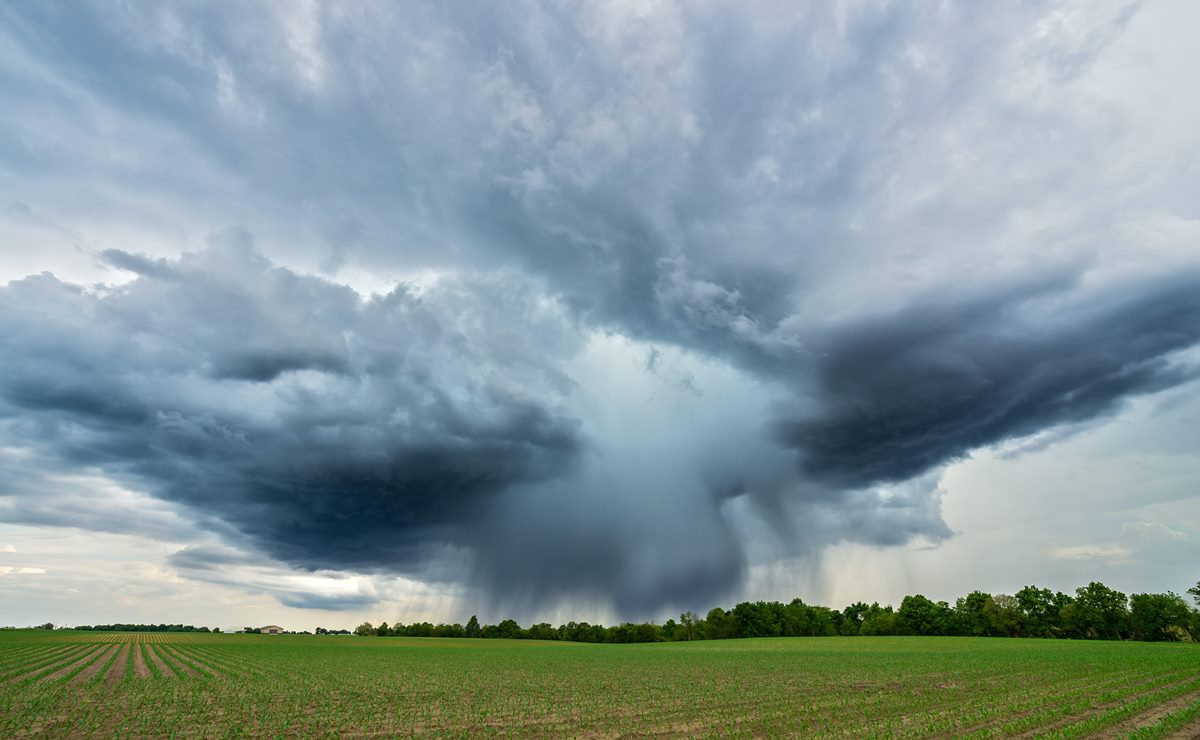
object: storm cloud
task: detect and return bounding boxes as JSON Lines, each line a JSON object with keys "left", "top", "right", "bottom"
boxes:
{"left": 3, "top": 244, "right": 1196, "bottom": 616}
{"left": 2, "top": 1, "right": 1199, "bottom": 619}
{"left": 0, "top": 243, "right": 584, "bottom": 575}
{"left": 776, "top": 272, "right": 1200, "bottom": 489}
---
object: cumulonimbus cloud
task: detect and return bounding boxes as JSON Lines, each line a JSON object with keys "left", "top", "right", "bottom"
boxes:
{"left": 2, "top": 0, "right": 1199, "bottom": 617}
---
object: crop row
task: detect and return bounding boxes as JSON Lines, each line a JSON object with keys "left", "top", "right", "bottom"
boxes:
{"left": 0, "top": 641, "right": 232, "bottom": 687}
{"left": 60, "top": 631, "right": 207, "bottom": 644}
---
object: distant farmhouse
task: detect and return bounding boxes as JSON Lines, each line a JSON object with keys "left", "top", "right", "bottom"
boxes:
{"left": 259, "top": 625, "right": 284, "bottom": 635}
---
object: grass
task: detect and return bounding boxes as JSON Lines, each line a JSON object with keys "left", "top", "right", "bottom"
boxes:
{"left": 0, "top": 630, "right": 1197, "bottom": 737}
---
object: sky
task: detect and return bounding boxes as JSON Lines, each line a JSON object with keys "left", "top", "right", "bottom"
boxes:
{"left": 1, "top": 0, "right": 1198, "bottom": 632}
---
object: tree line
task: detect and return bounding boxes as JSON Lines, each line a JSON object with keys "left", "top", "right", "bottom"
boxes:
{"left": 350, "top": 580, "right": 1200, "bottom": 644}
{"left": 69, "top": 623, "right": 215, "bottom": 633}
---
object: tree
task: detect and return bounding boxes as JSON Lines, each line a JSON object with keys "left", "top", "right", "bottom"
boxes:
{"left": 1129, "top": 593, "right": 1192, "bottom": 642}
{"left": 984, "top": 594, "right": 1025, "bottom": 638}
{"left": 526, "top": 623, "right": 556, "bottom": 640}
{"left": 1188, "top": 581, "right": 1200, "bottom": 608}
{"left": 807, "top": 606, "right": 839, "bottom": 636}
{"left": 955, "top": 591, "right": 994, "bottom": 637}
{"left": 406, "top": 622, "right": 434, "bottom": 637}
{"left": 839, "top": 602, "right": 864, "bottom": 636}
{"left": 465, "top": 615, "right": 481, "bottom": 638}
{"left": 1069, "top": 582, "right": 1128, "bottom": 640}
{"left": 493, "top": 619, "right": 523, "bottom": 639}
{"left": 631, "top": 623, "right": 662, "bottom": 643}
{"left": 1015, "top": 586, "right": 1066, "bottom": 638}
{"left": 733, "top": 601, "right": 783, "bottom": 638}
{"left": 661, "top": 618, "right": 679, "bottom": 641}
{"left": 859, "top": 603, "right": 901, "bottom": 636}
{"left": 560, "top": 621, "right": 604, "bottom": 643}
{"left": 898, "top": 595, "right": 954, "bottom": 636}
{"left": 353, "top": 621, "right": 375, "bottom": 637}
{"left": 679, "top": 612, "right": 696, "bottom": 641}
{"left": 433, "top": 623, "right": 465, "bottom": 638}
{"left": 702, "top": 607, "right": 740, "bottom": 640}
{"left": 782, "top": 599, "right": 812, "bottom": 637}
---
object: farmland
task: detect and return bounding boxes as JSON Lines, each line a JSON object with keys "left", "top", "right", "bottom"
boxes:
{"left": 1, "top": 631, "right": 1198, "bottom": 737}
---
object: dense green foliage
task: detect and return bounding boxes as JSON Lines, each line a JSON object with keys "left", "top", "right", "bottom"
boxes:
{"left": 2, "top": 630, "right": 1198, "bottom": 736}
{"left": 350, "top": 580, "right": 1200, "bottom": 645}
{"left": 72, "top": 624, "right": 213, "bottom": 633}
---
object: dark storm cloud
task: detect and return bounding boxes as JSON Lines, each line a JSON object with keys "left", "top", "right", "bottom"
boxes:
{"left": 272, "top": 591, "right": 380, "bottom": 611}
{"left": 100, "top": 249, "right": 177, "bottom": 279}
{"left": 2, "top": 0, "right": 1199, "bottom": 617}
{"left": 774, "top": 272, "right": 1200, "bottom": 489}
{"left": 168, "top": 546, "right": 259, "bottom": 570}
{"left": 0, "top": 245, "right": 584, "bottom": 574}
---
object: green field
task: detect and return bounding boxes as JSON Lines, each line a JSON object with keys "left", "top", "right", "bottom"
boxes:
{"left": 1, "top": 631, "right": 1198, "bottom": 737}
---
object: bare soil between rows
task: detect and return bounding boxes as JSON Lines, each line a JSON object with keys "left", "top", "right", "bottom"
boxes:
{"left": 67, "top": 644, "right": 120, "bottom": 686}
{"left": 13, "top": 644, "right": 105, "bottom": 684}
{"left": 158, "top": 645, "right": 201, "bottom": 677}
{"left": 143, "top": 645, "right": 176, "bottom": 678}
{"left": 133, "top": 643, "right": 150, "bottom": 678}
{"left": 1095, "top": 689, "right": 1200, "bottom": 739}
{"left": 104, "top": 644, "right": 130, "bottom": 686}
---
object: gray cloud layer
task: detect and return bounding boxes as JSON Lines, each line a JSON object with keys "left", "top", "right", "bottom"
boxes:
{"left": 2, "top": 1, "right": 1199, "bottom": 617}
{"left": 1, "top": 243, "right": 582, "bottom": 576}
{"left": 776, "top": 273, "right": 1200, "bottom": 489}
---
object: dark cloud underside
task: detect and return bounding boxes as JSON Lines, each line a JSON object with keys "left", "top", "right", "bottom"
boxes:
{"left": 776, "top": 273, "right": 1200, "bottom": 488}
{"left": 0, "top": 246, "right": 583, "bottom": 573}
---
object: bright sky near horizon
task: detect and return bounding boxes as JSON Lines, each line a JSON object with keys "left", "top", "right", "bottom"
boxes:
{"left": 1, "top": 0, "right": 1198, "bottom": 631}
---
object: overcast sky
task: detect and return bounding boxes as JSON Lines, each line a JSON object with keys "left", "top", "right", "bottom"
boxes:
{"left": 2, "top": 0, "right": 1198, "bottom": 631}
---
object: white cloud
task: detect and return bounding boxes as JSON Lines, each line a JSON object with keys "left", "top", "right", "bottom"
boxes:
{"left": 1049, "top": 545, "right": 1134, "bottom": 561}
{"left": 0, "top": 566, "right": 47, "bottom": 576}
{"left": 1120, "top": 521, "right": 1188, "bottom": 542}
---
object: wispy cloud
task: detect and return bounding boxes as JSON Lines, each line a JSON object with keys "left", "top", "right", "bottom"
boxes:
{"left": 0, "top": 566, "right": 47, "bottom": 576}
{"left": 1049, "top": 545, "right": 1134, "bottom": 561}
{"left": 1121, "top": 521, "right": 1188, "bottom": 542}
